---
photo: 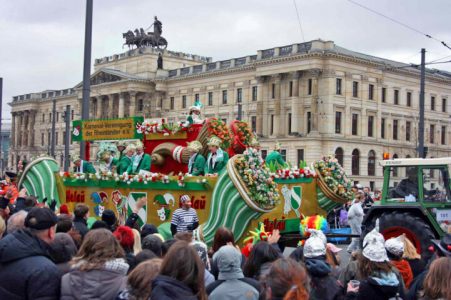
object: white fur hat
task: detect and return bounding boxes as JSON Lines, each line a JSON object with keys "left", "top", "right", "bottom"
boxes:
{"left": 385, "top": 235, "right": 405, "bottom": 257}
{"left": 362, "top": 228, "right": 389, "bottom": 262}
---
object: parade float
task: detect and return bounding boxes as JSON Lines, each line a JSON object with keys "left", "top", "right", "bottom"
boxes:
{"left": 18, "top": 115, "right": 354, "bottom": 244}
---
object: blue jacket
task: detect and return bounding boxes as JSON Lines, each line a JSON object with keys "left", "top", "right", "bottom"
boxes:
{"left": 0, "top": 229, "right": 61, "bottom": 300}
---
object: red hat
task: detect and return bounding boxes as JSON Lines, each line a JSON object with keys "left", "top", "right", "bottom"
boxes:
{"left": 59, "top": 204, "right": 70, "bottom": 215}
{"left": 113, "top": 225, "right": 134, "bottom": 250}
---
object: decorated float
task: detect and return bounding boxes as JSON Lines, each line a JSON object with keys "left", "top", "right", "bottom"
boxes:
{"left": 18, "top": 114, "right": 353, "bottom": 244}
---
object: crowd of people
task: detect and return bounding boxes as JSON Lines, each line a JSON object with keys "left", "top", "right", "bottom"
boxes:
{"left": 0, "top": 188, "right": 450, "bottom": 300}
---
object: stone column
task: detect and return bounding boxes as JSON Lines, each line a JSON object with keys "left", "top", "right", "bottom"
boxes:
{"left": 273, "top": 74, "right": 282, "bottom": 136}
{"left": 129, "top": 92, "right": 136, "bottom": 117}
{"left": 28, "top": 111, "right": 35, "bottom": 147}
{"left": 21, "top": 112, "right": 27, "bottom": 147}
{"left": 15, "top": 113, "right": 21, "bottom": 148}
{"left": 291, "top": 72, "right": 300, "bottom": 135}
{"left": 309, "top": 69, "right": 321, "bottom": 135}
{"left": 97, "top": 97, "right": 103, "bottom": 119}
{"left": 256, "top": 77, "right": 266, "bottom": 136}
{"left": 11, "top": 113, "right": 16, "bottom": 148}
{"left": 118, "top": 93, "right": 125, "bottom": 118}
{"left": 108, "top": 94, "right": 114, "bottom": 118}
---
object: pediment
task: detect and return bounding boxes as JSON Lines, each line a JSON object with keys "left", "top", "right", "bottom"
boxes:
{"left": 74, "top": 68, "right": 134, "bottom": 88}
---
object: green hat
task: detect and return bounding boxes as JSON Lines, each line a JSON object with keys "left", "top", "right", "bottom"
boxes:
{"left": 187, "top": 141, "right": 203, "bottom": 152}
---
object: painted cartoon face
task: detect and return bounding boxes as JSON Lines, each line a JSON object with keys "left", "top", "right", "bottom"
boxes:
{"left": 157, "top": 207, "right": 166, "bottom": 221}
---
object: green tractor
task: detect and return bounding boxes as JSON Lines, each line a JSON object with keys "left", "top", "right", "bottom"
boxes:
{"left": 362, "top": 157, "right": 451, "bottom": 263}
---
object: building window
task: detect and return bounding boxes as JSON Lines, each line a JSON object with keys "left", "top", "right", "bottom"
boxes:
{"left": 368, "top": 116, "right": 374, "bottom": 137}
{"left": 71, "top": 110, "right": 74, "bottom": 120}
{"left": 382, "top": 87, "right": 386, "bottom": 103}
{"left": 335, "top": 147, "right": 344, "bottom": 167}
{"left": 261, "top": 150, "right": 268, "bottom": 160}
{"left": 251, "top": 116, "right": 257, "bottom": 132}
{"left": 442, "top": 98, "right": 447, "bottom": 112}
{"left": 352, "top": 149, "right": 360, "bottom": 175}
{"left": 222, "top": 90, "right": 227, "bottom": 104}
{"left": 271, "top": 84, "right": 275, "bottom": 99}
{"left": 394, "top": 90, "right": 399, "bottom": 105}
{"left": 289, "top": 81, "right": 293, "bottom": 97}
{"left": 441, "top": 126, "right": 446, "bottom": 145}
{"left": 352, "top": 113, "right": 358, "bottom": 135}
{"left": 297, "top": 149, "right": 305, "bottom": 164}
{"left": 49, "top": 113, "right": 52, "bottom": 122}
{"left": 55, "top": 132, "right": 59, "bottom": 146}
{"left": 430, "top": 124, "right": 435, "bottom": 144}
{"left": 170, "top": 97, "right": 174, "bottom": 110}
{"left": 393, "top": 119, "right": 398, "bottom": 140}
{"left": 237, "top": 88, "right": 242, "bottom": 103}
{"left": 407, "top": 92, "right": 412, "bottom": 107}
{"left": 392, "top": 154, "right": 399, "bottom": 176}
{"left": 182, "top": 95, "right": 187, "bottom": 109}
{"left": 368, "top": 150, "right": 376, "bottom": 176}
{"left": 281, "top": 149, "right": 287, "bottom": 162}
{"left": 368, "top": 84, "right": 374, "bottom": 100}
{"left": 431, "top": 96, "right": 436, "bottom": 111}
{"left": 352, "top": 81, "right": 358, "bottom": 98}
{"left": 335, "top": 111, "right": 342, "bottom": 134}
{"left": 208, "top": 92, "right": 213, "bottom": 106}
{"left": 406, "top": 121, "right": 411, "bottom": 141}
{"left": 48, "top": 131, "right": 51, "bottom": 145}
{"left": 307, "top": 112, "right": 311, "bottom": 133}
{"left": 288, "top": 113, "right": 292, "bottom": 134}
{"left": 381, "top": 118, "right": 386, "bottom": 139}
{"left": 56, "top": 112, "right": 59, "bottom": 123}
{"left": 270, "top": 115, "right": 274, "bottom": 135}
{"left": 194, "top": 93, "right": 199, "bottom": 102}
{"left": 252, "top": 86, "right": 257, "bottom": 101}
{"left": 308, "top": 79, "right": 312, "bottom": 95}
{"left": 41, "top": 133, "right": 44, "bottom": 146}
{"left": 336, "top": 78, "right": 342, "bottom": 95}
{"left": 138, "top": 99, "right": 144, "bottom": 111}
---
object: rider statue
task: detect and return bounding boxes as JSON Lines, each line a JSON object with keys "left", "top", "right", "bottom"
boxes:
{"left": 153, "top": 16, "right": 163, "bottom": 44}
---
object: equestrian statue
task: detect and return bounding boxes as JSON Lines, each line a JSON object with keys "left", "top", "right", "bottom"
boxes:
{"left": 122, "top": 16, "right": 168, "bottom": 49}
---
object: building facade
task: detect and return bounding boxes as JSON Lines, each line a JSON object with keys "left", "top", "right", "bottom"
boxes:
{"left": 0, "top": 121, "right": 11, "bottom": 173}
{"left": 9, "top": 40, "right": 451, "bottom": 189}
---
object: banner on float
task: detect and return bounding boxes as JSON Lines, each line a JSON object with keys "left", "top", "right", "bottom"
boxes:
{"left": 72, "top": 117, "right": 144, "bottom": 141}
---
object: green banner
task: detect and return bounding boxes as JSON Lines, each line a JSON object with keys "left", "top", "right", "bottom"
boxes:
{"left": 72, "top": 117, "right": 144, "bottom": 141}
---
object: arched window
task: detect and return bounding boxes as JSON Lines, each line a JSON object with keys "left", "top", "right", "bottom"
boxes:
{"left": 352, "top": 149, "right": 360, "bottom": 175}
{"left": 368, "top": 150, "right": 376, "bottom": 176}
{"left": 392, "top": 154, "right": 399, "bottom": 176}
{"left": 335, "top": 147, "right": 344, "bottom": 167}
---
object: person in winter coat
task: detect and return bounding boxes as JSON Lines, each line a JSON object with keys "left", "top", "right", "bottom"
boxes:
{"left": 49, "top": 232, "right": 78, "bottom": 275}
{"left": 347, "top": 191, "right": 364, "bottom": 253}
{"left": 385, "top": 235, "right": 413, "bottom": 288}
{"left": 151, "top": 241, "right": 207, "bottom": 300}
{"left": 0, "top": 207, "right": 61, "bottom": 300}
{"left": 345, "top": 227, "right": 406, "bottom": 300}
{"left": 402, "top": 236, "right": 425, "bottom": 279}
{"left": 303, "top": 229, "right": 344, "bottom": 300}
{"left": 60, "top": 228, "right": 129, "bottom": 300}
{"left": 73, "top": 203, "right": 89, "bottom": 239}
{"left": 243, "top": 240, "right": 282, "bottom": 280}
{"left": 207, "top": 245, "right": 261, "bottom": 300}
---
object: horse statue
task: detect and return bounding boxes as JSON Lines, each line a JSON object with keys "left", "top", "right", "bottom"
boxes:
{"left": 122, "top": 29, "right": 168, "bottom": 50}
{"left": 122, "top": 30, "right": 141, "bottom": 49}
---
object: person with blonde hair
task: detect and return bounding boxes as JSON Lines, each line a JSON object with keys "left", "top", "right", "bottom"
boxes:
{"left": 117, "top": 144, "right": 136, "bottom": 174}
{"left": 132, "top": 228, "right": 142, "bottom": 255}
{"left": 128, "top": 141, "right": 151, "bottom": 174}
{"left": 0, "top": 216, "right": 5, "bottom": 239}
{"left": 187, "top": 141, "right": 206, "bottom": 176}
{"left": 421, "top": 257, "right": 451, "bottom": 300}
{"left": 403, "top": 236, "right": 425, "bottom": 278}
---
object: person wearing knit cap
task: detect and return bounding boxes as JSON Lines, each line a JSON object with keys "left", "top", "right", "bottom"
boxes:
{"left": 170, "top": 194, "right": 199, "bottom": 236}
{"left": 385, "top": 235, "right": 413, "bottom": 288}
{"left": 187, "top": 141, "right": 206, "bottom": 176}
{"left": 205, "top": 136, "right": 229, "bottom": 175}
{"left": 303, "top": 229, "right": 343, "bottom": 300}
{"left": 101, "top": 209, "right": 117, "bottom": 232}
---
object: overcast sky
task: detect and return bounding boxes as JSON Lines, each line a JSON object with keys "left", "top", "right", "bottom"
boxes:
{"left": 1, "top": 0, "right": 450, "bottom": 121}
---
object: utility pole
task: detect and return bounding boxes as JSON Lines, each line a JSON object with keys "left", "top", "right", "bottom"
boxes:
{"left": 51, "top": 98, "right": 56, "bottom": 157}
{"left": 418, "top": 48, "right": 426, "bottom": 158}
{"left": 64, "top": 105, "right": 71, "bottom": 172}
{"left": 80, "top": 0, "right": 93, "bottom": 160}
{"left": 0, "top": 78, "right": 3, "bottom": 174}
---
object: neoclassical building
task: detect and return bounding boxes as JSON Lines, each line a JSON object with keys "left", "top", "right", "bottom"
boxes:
{"left": 9, "top": 40, "right": 451, "bottom": 189}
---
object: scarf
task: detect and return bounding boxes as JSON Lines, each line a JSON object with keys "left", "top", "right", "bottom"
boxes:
{"left": 131, "top": 153, "right": 143, "bottom": 173}
{"left": 207, "top": 148, "right": 224, "bottom": 170}
{"left": 391, "top": 259, "right": 413, "bottom": 288}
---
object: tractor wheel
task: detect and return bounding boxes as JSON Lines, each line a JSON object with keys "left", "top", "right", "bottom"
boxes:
{"left": 362, "top": 211, "right": 435, "bottom": 264}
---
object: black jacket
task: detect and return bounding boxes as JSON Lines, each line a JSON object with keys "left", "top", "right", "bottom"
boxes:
{"left": 151, "top": 275, "right": 198, "bottom": 300}
{"left": 305, "top": 258, "right": 344, "bottom": 300}
{"left": 73, "top": 217, "right": 88, "bottom": 238}
{"left": 0, "top": 229, "right": 61, "bottom": 300}
{"left": 346, "top": 273, "right": 405, "bottom": 300}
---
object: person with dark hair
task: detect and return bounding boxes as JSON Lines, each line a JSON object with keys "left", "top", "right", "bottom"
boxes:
{"left": 114, "top": 225, "right": 136, "bottom": 271}
{"left": 102, "top": 209, "right": 117, "bottom": 232}
{"left": 151, "top": 241, "right": 207, "bottom": 300}
{"left": 210, "top": 227, "right": 246, "bottom": 279}
{"left": 243, "top": 241, "right": 282, "bottom": 280}
{"left": 91, "top": 220, "right": 109, "bottom": 230}
{"left": 289, "top": 246, "right": 305, "bottom": 263}
{"left": 265, "top": 257, "right": 310, "bottom": 300}
{"left": 162, "top": 238, "right": 177, "bottom": 256}
{"left": 0, "top": 207, "right": 61, "bottom": 299}
{"left": 134, "top": 249, "right": 157, "bottom": 266}
{"left": 49, "top": 232, "right": 77, "bottom": 274}
{"left": 142, "top": 234, "right": 163, "bottom": 257}
{"left": 73, "top": 203, "right": 89, "bottom": 238}
{"left": 61, "top": 229, "right": 128, "bottom": 299}
{"left": 117, "top": 258, "right": 162, "bottom": 300}
{"left": 207, "top": 245, "right": 261, "bottom": 299}
{"left": 140, "top": 223, "right": 158, "bottom": 239}
{"left": 56, "top": 214, "right": 73, "bottom": 233}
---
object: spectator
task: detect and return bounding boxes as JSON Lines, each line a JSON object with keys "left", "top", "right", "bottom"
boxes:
{"left": 102, "top": 209, "right": 118, "bottom": 232}
{"left": 134, "top": 249, "right": 158, "bottom": 266}
{"left": 385, "top": 235, "right": 413, "bottom": 288}
{"left": 91, "top": 220, "right": 109, "bottom": 230}
{"left": 289, "top": 246, "right": 305, "bottom": 263}
{"left": 363, "top": 187, "right": 374, "bottom": 208}
{"left": 0, "top": 217, "right": 5, "bottom": 238}
{"left": 420, "top": 257, "right": 451, "bottom": 300}
{"left": 151, "top": 241, "right": 206, "bottom": 300}
{"left": 0, "top": 207, "right": 61, "bottom": 299}
{"left": 73, "top": 204, "right": 89, "bottom": 238}
{"left": 6, "top": 209, "right": 27, "bottom": 234}
{"left": 142, "top": 234, "right": 164, "bottom": 257}
{"left": 345, "top": 227, "right": 405, "bottom": 300}
{"left": 303, "top": 229, "right": 343, "bottom": 300}
{"left": 0, "top": 196, "right": 10, "bottom": 221}
{"left": 59, "top": 204, "right": 70, "bottom": 215}
{"left": 403, "top": 236, "right": 425, "bottom": 278}
{"left": 347, "top": 191, "right": 364, "bottom": 253}
{"left": 141, "top": 223, "right": 158, "bottom": 239}
{"left": 132, "top": 228, "right": 142, "bottom": 255}
{"left": 162, "top": 238, "right": 177, "bottom": 256}
{"left": 117, "top": 258, "right": 163, "bottom": 300}
{"left": 56, "top": 214, "right": 73, "bottom": 233}
{"left": 61, "top": 228, "right": 129, "bottom": 299}
{"left": 207, "top": 245, "right": 261, "bottom": 300}
{"left": 114, "top": 225, "right": 136, "bottom": 271}
{"left": 326, "top": 242, "right": 343, "bottom": 278}
{"left": 171, "top": 194, "right": 199, "bottom": 236}
{"left": 243, "top": 241, "right": 282, "bottom": 280}
{"left": 49, "top": 232, "right": 77, "bottom": 274}
{"left": 264, "top": 257, "right": 310, "bottom": 300}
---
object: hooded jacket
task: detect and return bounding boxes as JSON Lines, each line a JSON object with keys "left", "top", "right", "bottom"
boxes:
{"left": 346, "top": 271, "right": 405, "bottom": 300}
{"left": 0, "top": 229, "right": 61, "bottom": 300}
{"left": 151, "top": 275, "right": 199, "bottom": 300}
{"left": 305, "top": 258, "right": 344, "bottom": 300}
{"left": 60, "top": 258, "right": 129, "bottom": 300}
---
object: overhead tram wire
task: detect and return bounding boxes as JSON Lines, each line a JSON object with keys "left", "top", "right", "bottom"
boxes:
{"left": 346, "top": 0, "right": 451, "bottom": 51}
{"left": 292, "top": 0, "right": 306, "bottom": 43}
